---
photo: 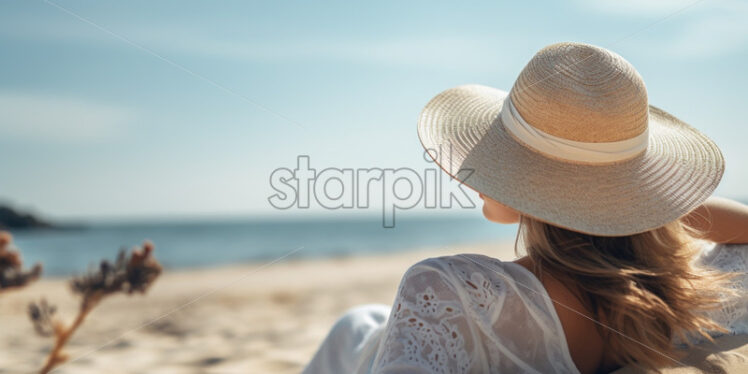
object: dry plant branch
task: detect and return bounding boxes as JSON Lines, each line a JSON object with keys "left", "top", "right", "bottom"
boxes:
{"left": 29, "top": 240, "right": 162, "bottom": 374}
{"left": 0, "top": 230, "right": 42, "bottom": 294}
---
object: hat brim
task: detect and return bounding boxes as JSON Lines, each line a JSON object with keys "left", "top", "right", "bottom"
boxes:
{"left": 417, "top": 84, "right": 724, "bottom": 236}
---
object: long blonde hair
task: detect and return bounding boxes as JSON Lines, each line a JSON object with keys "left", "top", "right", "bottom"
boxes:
{"left": 516, "top": 214, "right": 731, "bottom": 370}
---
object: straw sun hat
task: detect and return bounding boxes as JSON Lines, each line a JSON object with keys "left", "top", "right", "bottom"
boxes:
{"left": 417, "top": 42, "right": 724, "bottom": 236}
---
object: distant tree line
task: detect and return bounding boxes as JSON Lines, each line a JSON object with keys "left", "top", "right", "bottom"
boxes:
{"left": 0, "top": 205, "right": 52, "bottom": 230}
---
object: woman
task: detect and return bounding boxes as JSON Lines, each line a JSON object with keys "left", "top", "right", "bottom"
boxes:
{"left": 302, "top": 42, "right": 748, "bottom": 373}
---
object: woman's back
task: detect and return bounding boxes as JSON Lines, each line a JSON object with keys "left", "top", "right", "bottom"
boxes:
{"left": 365, "top": 253, "right": 581, "bottom": 373}
{"left": 524, "top": 241, "right": 748, "bottom": 373}
{"left": 302, "top": 242, "right": 748, "bottom": 374}
{"left": 514, "top": 256, "right": 608, "bottom": 373}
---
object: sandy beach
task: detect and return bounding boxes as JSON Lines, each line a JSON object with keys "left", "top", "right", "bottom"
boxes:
{"left": 0, "top": 241, "right": 518, "bottom": 373}
{"left": 4, "top": 240, "right": 747, "bottom": 374}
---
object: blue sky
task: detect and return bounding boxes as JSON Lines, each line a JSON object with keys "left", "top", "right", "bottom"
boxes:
{"left": 0, "top": 0, "right": 746, "bottom": 220}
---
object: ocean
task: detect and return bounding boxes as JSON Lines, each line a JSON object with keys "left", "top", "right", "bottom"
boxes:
{"left": 11, "top": 215, "right": 518, "bottom": 277}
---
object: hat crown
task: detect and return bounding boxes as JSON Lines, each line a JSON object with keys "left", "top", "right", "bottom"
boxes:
{"left": 509, "top": 42, "right": 648, "bottom": 143}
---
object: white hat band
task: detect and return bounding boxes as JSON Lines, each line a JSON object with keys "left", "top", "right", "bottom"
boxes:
{"left": 500, "top": 96, "right": 649, "bottom": 164}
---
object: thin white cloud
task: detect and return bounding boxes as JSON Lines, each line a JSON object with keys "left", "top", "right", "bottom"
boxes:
{"left": 667, "top": 14, "right": 748, "bottom": 57}
{"left": 144, "top": 34, "right": 517, "bottom": 72}
{"left": 577, "top": 0, "right": 702, "bottom": 16}
{"left": 577, "top": 0, "right": 748, "bottom": 58}
{"left": 0, "top": 92, "right": 132, "bottom": 143}
{"left": 0, "top": 13, "right": 515, "bottom": 73}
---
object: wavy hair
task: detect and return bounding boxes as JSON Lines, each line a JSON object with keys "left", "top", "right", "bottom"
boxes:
{"left": 515, "top": 214, "right": 733, "bottom": 371}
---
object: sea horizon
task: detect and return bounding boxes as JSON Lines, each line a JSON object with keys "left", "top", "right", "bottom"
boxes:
{"left": 11, "top": 214, "right": 520, "bottom": 278}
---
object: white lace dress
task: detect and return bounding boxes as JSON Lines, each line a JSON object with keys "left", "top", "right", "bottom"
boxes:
{"left": 301, "top": 242, "right": 748, "bottom": 374}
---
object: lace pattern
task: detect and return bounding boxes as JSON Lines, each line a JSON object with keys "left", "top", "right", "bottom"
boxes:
{"left": 369, "top": 254, "right": 580, "bottom": 374}
{"left": 693, "top": 243, "right": 748, "bottom": 339}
